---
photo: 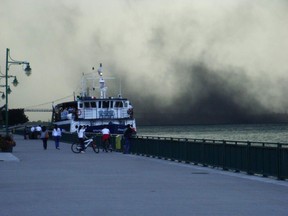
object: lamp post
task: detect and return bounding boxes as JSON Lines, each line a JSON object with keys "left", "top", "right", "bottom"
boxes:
{"left": 5, "top": 48, "right": 31, "bottom": 135}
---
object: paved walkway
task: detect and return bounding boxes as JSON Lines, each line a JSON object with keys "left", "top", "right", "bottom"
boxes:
{"left": 1, "top": 135, "right": 288, "bottom": 216}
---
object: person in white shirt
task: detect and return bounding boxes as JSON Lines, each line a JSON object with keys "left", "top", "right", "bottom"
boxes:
{"left": 36, "top": 125, "right": 42, "bottom": 139}
{"left": 77, "top": 125, "right": 86, "bottom": 153}
{"left": 30, "top": 126, "right": 36, "bottom": 139}
{"left": 52, "top": 125, "right": 61, "bottom": 150}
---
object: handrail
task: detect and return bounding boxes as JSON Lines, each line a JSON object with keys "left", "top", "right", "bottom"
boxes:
{"left": 135, "top": 135, "right": 288, "bottom": 147}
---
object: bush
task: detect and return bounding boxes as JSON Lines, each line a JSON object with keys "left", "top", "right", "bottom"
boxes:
{"left": 0, "top": 135, "right": 16, "bottom": 152}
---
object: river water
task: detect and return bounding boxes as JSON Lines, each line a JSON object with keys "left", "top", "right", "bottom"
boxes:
{"left": 136, "top": 123, "right": 288, "bottom": 143}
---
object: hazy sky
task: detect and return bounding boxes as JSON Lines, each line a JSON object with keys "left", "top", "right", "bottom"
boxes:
{"left": 1, "top": 0, "right": 288, "bottom": 123}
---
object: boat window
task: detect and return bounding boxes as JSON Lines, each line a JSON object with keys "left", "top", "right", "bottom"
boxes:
{"left": 115, "top": 101, "right": 123, "bottom": 108}
{"left": 91, "top": 102, "right": 96, "bottom": 108}
{"left": 103, "top": 101, "right": 109, "bottom": 108}
{"left": 84, "top": 102, "right": 90, "bottom": 108}
{"left": 98, "top": 101, "right": 102, "bottom": 108}
{"left": 79, "top": 103, "right": 83, "bottom": 109}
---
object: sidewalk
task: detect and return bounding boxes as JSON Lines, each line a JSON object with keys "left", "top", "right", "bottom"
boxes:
{"left": 1, "top": 135, "right": 288, "bottom": 216}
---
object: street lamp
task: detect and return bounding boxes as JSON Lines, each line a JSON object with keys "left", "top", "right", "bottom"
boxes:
{"left": 5, "top": 48, "right": 32, "bottom": 135}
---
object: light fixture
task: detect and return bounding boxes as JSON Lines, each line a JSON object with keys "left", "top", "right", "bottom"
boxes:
{"left": 24, "top": 63, "right": 32, "bottom": 76}
{"left": 1, "top": 92, "right": 5, "bottom": 99}
{"left": 12, "top": 77, "right": 18, "bottom": 87}
{"left": 7, "top": 86, "right": 12, "bottom": 94}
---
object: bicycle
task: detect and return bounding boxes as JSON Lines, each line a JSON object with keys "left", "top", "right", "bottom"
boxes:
{"left": 71, "top": 136, "right": 99, "bottom": 153}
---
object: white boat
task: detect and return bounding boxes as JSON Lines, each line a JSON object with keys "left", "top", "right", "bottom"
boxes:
{"left": 51, "top": 63, "right": 136, "bottom": 134}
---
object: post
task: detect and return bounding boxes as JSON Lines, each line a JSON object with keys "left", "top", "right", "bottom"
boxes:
{"left": 5, "top": 48, "right": 9, "bottom": 136}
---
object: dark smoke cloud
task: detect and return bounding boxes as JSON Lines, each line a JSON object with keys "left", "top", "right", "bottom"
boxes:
{"left": 126, "top": 63, "right": 283, "bottom": 125}
{"left": 1, "top": 0, "right": 288, "bottom": 124}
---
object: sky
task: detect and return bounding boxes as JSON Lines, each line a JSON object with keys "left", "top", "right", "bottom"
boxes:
{"left": 1, "top": 0, "right": 288, "bottom": 124}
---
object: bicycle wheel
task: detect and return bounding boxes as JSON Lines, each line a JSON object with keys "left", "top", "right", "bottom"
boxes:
{"left": 92, "top": 141, "right": 99, "bottom": 153}
{"left": 71, "top": 142, "right": 81, "bottom": 153}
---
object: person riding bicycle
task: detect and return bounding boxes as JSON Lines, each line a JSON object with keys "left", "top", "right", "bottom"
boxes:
{"left": 101, "top": 127, "right": 111, "bottom": 152}
{"left": 77, "top": 125, "right": 87, "bottom": 153}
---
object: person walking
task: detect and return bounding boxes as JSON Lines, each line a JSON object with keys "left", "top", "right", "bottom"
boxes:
{"left": 52, "top": 125, "right": 61, "bottom": 150}
{"left": 57, "top": 126, "right": 62, "bottom": 148}
{"left": 123, "top": 124, "right": 134, "bottom": 154}
{"left": 40, "top": 126, "right": 49, "bottom": 150}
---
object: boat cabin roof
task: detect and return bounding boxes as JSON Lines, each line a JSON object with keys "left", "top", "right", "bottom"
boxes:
{"left": 55, "top": 97, "right": 130, "bottom": 108}
{"left": 78, "top": 97, "right": 129, "bottom": 101}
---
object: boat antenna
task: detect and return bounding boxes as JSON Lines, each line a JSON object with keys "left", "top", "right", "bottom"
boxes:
{"left": 81, "top": 72, "right": 86, "bottom": 97}
{"left": 97, "top": 63, "right": 103, "bottom": 76}
{"left": 119, "top": 78, "right": 122, "bottom": 98}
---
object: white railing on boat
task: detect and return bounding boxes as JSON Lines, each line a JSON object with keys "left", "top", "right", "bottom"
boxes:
{"left": 80, "top": 108, "right": 130, "bottom": 119}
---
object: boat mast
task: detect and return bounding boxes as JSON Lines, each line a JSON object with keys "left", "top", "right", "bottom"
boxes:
{"left": 98, "top": 63, "right": 107, "bottom": 99}
{"left": 79, "top": 63, "right": 110, "bottom": 99}
{"left": 80, "top": 72, "right": 87, "bottom": 97}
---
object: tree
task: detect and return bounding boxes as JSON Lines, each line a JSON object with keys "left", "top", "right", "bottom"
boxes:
{"left": 1, "top": 108, "right": 29, "bottom": 126}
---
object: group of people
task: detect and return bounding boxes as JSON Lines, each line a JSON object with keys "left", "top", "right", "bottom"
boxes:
{"left": 24, "top": 125, "right": 42, "bottom": 139}
{"left": 38, "top": 123, "right": 135, "bottom": 153}
{"left": 39, "top": 125, "right": 62, "bottom": 150}
{"left": 75, "top": 124, "right": 135, "bottom": 154}
{"left": 75, "top": 125, "right": 112, "bottom": 153}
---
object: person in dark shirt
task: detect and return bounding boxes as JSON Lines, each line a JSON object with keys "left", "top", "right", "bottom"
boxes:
{"left": 123, "top": 124, "right": 134, "bottom": 154}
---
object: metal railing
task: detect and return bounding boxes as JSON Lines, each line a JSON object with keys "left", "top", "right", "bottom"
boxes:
{"left": 130, "top": 136, "right": 288, "bottom": 180}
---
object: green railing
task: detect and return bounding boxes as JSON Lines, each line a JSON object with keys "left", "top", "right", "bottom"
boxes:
{"left": 130, "top": 136, "right": 288, "bottom": 180}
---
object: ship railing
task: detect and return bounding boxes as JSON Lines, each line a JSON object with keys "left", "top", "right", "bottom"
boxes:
{"left": 80, "top": 108, "right": 132, "bottom": 119}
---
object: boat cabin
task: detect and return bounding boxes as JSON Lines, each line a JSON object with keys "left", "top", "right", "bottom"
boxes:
{"left": 53, "top": 97, "right": 133, "bottom": 122}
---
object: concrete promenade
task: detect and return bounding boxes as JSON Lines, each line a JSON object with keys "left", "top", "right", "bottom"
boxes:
{"left": 1, "top": 135, "right": 288, "bottom": 216}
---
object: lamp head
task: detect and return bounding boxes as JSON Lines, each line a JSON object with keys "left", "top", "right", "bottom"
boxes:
{"left": 12, "top": 77, "right": 18, "bottom": 87}
{"left": 7, "top": 86, "right": 12, "bottom": 94}
{"left": 24, "top": 63, "right": 32, "bottom": 76}
{"left": 1, "top": 92, "right": 5, "bottom": 99}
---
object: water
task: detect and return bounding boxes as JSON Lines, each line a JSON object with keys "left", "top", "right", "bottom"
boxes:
{"left": 136, "top": 123, "right": 288, "bottom": 143}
